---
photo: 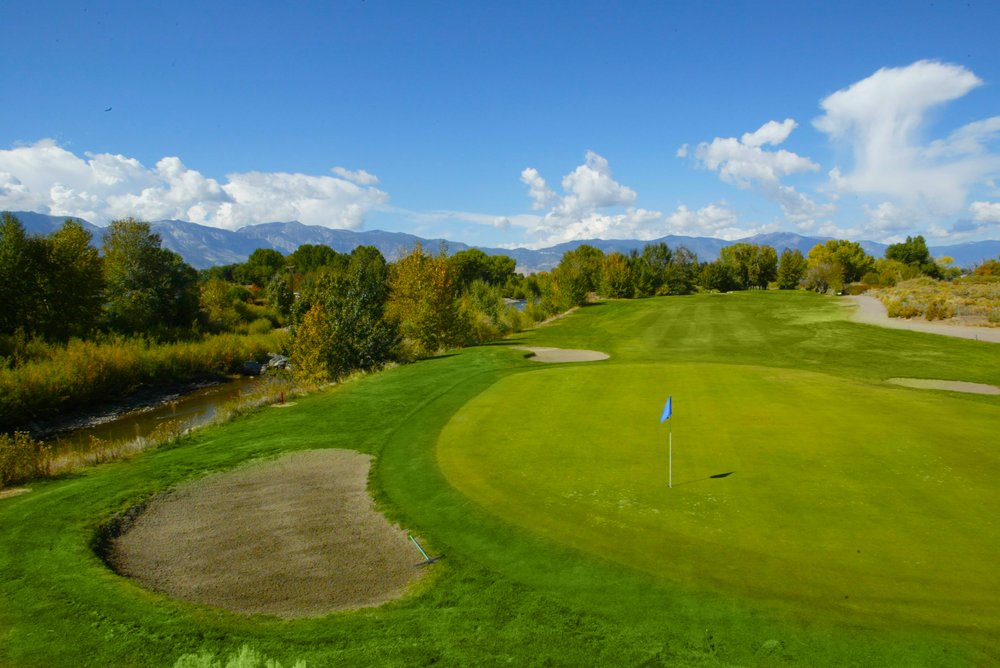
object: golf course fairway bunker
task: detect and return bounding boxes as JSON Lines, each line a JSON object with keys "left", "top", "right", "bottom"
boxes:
{"left": 887, "top": 377, "right": 1000, "bottom": 394}
{"left": 516, "top": 346, "right": 609, "bottom": 363}
{"left": 438, "top": 362, "right": 1000, "bottom": 634}
{"left": 107, "top": 449, "right": 423, "bottom": 618}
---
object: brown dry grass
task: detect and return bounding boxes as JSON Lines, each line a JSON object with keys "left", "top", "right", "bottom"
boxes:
{"left": 107, "top": 449, "right": 424, "bottom": 618}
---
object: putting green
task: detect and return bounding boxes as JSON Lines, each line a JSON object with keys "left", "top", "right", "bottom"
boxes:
{"left": 438, "top": 362, "right": 1000, "bottom": 633}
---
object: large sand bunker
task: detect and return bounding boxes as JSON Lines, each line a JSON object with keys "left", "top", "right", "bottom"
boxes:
{"left": 517, "top": 346, "right": 609, "bottom": 363}
{"left": 887, "top": 378, "right": 1000, "bottom": 395}
{"left": 105, "top": 449, "right": 423, "bottom": 618}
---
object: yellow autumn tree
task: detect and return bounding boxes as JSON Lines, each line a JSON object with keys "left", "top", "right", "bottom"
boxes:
{"left": 290, "top": 303, "right": 334, "bottom": 385}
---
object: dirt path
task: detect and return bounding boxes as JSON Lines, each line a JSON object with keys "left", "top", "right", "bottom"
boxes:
{"left": 107, "top": 449, "right": 424, "bottom": 618}
{"left": 515, "top": 347, "right": 609, "bottom": 363}
{"left": 843, "top": 295, "right": 1000, "bottom": 343}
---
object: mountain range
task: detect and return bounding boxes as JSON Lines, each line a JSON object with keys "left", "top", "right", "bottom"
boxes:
{"left": 10, "top": 211, "right": 1000, "bottom": 273}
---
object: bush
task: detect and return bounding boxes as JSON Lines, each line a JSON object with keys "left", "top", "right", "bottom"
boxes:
{"left": 924, "top": 299, "right": 954, "bottom": 321}
{"left": 0, "top": 432, "right": 50, "bottom": 488}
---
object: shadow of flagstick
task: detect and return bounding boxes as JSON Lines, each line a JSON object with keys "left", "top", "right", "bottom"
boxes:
{"left": 670, "top": 472, "right": 735, "bottom": 487}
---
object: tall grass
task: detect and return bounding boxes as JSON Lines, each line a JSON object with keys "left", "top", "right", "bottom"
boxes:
{"left": 0, "top": 330, "right": 289, "bottom": 430}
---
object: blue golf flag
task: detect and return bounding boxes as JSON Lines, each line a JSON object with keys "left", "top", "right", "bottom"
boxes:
{"left": 660, "top": 395, "right": 672, "bottom": 422}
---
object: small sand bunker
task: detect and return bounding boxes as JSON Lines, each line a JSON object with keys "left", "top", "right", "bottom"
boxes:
{"left": 517, "top": 346, "right": 609, "bottom": 363}
{"left": 106, "top": 449, "right": 423, "bottom": 618}
{"left": 887, "top": 378, "right": 1000, "bottom": 395}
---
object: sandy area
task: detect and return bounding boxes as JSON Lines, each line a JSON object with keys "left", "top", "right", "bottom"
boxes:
{"left": 886, "top": 378, "right": 1000, "bottom": 395}
{"left": 0, "top": 487, "right": 31, "bottom": 500}
{"left": 516, "top": 346, "right": 610, "bottom": 363}
{"left": 106, "top": 449, "right": 423, "bottom": 618}
{"left": 844, "top": 295, "right": 1000, "bottom": 343}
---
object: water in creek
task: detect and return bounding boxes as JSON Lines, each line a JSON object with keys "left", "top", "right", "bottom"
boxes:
{"left": 47, "top": 376, "right": 261, "bottom": 456}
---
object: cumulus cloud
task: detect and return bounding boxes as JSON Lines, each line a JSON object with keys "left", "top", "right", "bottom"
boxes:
{"left": 520, "top": 167, "right": 557, "bottom": 210}
{"left": 0, "top": 139, "right": 388, "bottom": 230}
{"left": 693, "top": 119, "right": 819, "bottom": 187}
{"left": 970, "top": 200, "right": 1000, "bottom": 223}
{"left": 520, "top": 151, "right": 654, "bottom": 246}
{"left": 814, "top": 60, "right": 1000, "bottom": 213}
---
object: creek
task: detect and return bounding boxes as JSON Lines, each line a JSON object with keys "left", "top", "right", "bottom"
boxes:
{"left": 46, "top": 376, "right": 261, "bottom": 456}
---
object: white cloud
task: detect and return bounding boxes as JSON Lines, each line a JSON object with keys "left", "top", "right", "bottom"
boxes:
{"left": 693, "top": 119, "right": 818, "bottom": 187}
{"left": 814, "top": 60, "right": 1000, "bottom": 213}
{"left": 520, "top": 152, "right": 651, "bottom": 246}
{"left": 331, "top": 166, "right": 379, "bottom": 185}
{"left": 520, "top": 167, "right": 557, "bottom": 210}
{"left": 663, "top": 202, "right": 772, "bottom": 241}
{"left": 0, "top": 139, "right": 388, "bottom": 230}
{"left": 740, "top": 119, "right": 797, "bottom": 148}
{"left": 970, "top": 200, "right": 1000, "bottom": 223}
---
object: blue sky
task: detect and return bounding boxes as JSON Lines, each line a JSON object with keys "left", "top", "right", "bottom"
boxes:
{"left": 2, "top": 1, "right": 999, "bottom": 248}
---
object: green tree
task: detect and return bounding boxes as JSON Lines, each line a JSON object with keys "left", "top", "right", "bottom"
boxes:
{"left": 600, "top": 252, "right": 635, "bottom": 298}
{"left": 719, "top": 243, "right": 777, "bottom": 290}
{"left": 287, "top": 244, "right": 346, "bottom": 275}
{"left": 265, "top": 274, "right": 294, "bottom": 319}
{"left": 699, "top": 261, "right": 739, "bottom": 292}
{"left": 776, "top": 248, "right": 808, "bottom": 289}
{"left": 552, "top": 244, "right": 605, "bottom": 308}
{"left": 0, "top": 213, "right": 38, "bottom": 336}
{"left": 102, "top": 218, "right": 199, "bottom": 335}
{"left": 885, "top": 235, "right": 941, "bottom": 278}
{"left": 388, "top": 244, "right": 468, "bottom": 358}
{"left": 290, "top": 303, "right": 334, "bottom": 385}
{"left": 807, "top": 240, "right": 875, "bottom": 287}
{"left": 235, "top": 248, "right": 285, "bottom": 287}
{"left": 325, "top": 246, "right": 398, "bottom": 375}
{"left": 34, "top": 220, "right": 105, "bottom": 339}
{"left": 662, "top": 246, "right": 699, "bottom": 295}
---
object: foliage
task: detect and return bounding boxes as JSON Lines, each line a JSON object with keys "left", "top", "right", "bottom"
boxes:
{"left": 290, "top": 304, "right": 334, "bottom": 385}
{"left": 287, "top": 243, "right": 346, "bottom": 275}
{"left": 0, "top": 331, "right": 288, "bottom": 430}
{"left": 265, "top": 274, "right": 294, "bottom": 319}
{"left": 448, "top": 248, "right": 516, "bottom": 289}
{"left": 234, "top": 248, "right": 286, "bottom": 287}
{"left": 885, "top": 235, "right": 941, "bottom": 278}
{"left": 599, "top": 252, "right": 634, "bottom": 298}
{"left": 0, "top": 431, "right": 50, "bottom": 488}
{"left": 0, "top": 214, "right": 105, "bottom": 340}
{"left": 807, "top": 239, "right": 876, "bottom": 288}
{"left": 776, "top": 248, "right": 807, "bottom": 289}
{"left": 802, "top": 261, "right": 844, "bottom": 294}
{"left": 718, "top": 242, "right": 777, "bottom": 289}
{"left": 871, "top": 275, "right": 1000, "bottom": 324}
{"left": 974, "top": 256, "right": 1000, "bottom": 276}
{"left": 102, "top": 218, "right": 199, "bottom": 335}
{"left": 699, "top": 260, "right": 739, "bottom": 292}
{"left": 387, "top": 245, "right": 467, "bottom": 358}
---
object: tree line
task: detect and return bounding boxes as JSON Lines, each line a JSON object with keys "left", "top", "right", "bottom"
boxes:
{"left": 2, "top": 210, "right": 968, "bottom": 387}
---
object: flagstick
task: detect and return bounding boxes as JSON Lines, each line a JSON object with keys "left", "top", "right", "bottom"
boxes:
{"left": 669, "top": 421, "right": 673, "bottom": 489}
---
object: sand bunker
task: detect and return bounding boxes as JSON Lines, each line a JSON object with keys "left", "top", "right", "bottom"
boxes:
{"left": 517, "top": 346, "right": 609, "bottom": 363}
{"left": 887, "top": 378, "right": 1000, "bottom": 395}
{"left": 106, "top": 449, "right": 423, "bottom": 618}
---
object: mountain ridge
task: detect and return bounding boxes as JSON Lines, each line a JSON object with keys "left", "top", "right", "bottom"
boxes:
{"left": 9, "top": 211, "right": 1000, "bottom": 272}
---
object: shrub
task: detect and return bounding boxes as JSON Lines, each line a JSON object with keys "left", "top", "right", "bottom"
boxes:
{"left": 924, "top": 299, "right": 954, "bottom": 321}
{"left": 0, "top": 432, "right": 51, "bottom": 488}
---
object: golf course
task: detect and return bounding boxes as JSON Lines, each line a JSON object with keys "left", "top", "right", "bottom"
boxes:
{"left": 1, "top": 291, "right": 998, "bottom": 666}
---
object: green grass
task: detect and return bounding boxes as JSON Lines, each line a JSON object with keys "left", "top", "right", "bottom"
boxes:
{"left": 1, "top": 291, "right": 998, "bottom": 666}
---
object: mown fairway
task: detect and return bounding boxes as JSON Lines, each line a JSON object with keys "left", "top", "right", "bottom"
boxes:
{"left": 2, "top": 292, "right": 998, "bottom": 666}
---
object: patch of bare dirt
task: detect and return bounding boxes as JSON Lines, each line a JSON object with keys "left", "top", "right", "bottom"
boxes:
{"left": 106, "top": 449, "right": 424, "bottom": 618}
{"left": 886, "top": 378, "right": 1000, "bottom": 395}
{"left": 516, "top": 346, "right": 610, "bottom": 363}
{"left": 0, "top": 487, "right": 30, "bottom": 500}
